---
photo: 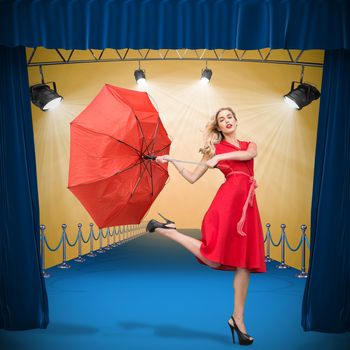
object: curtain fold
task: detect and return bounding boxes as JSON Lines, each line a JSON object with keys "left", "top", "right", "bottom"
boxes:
{"left": 301, "top": 49, "right": 350, "bottom": 332}
{"left": 0, "top": 0, "right": 349, "bottom": 50}
{"left": 0, "top": 45, "right": 49, "bottom": 330}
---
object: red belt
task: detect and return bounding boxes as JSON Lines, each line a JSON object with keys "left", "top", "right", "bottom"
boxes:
{"left": 226, "top": 171, "right": 258, "bottom": 236}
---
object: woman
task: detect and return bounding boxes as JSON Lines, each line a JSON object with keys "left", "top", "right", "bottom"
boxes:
{"left": 146, "top": 107, "right": 266, "bottom": 345}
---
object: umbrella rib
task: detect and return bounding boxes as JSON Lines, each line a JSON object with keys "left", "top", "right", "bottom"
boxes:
{"left": 140, "top": 158, "right": 154, "bottom": 196}
{"left": 130, "top": 161, "right": 147, "bottom": 197}
{"left": 100, "top": 163, "right": 147, "bottom": 225}
{"left": 115, "top": 139, "right": 142, "bottom": 157}
{"left": 114, "top": 160, "right": 143, "bottom": 176}
{"left": 152, "top": 160, "right": 169, "bottom": 176}
{"left": 134, "top": 114, "right": 153, "bottom": 156}
{"left": 150, "top": 158, "right": 154, "bottom": 196}
{"left": 152, "top": 143, "right": 172, "bottom": 155}
{"left": 148, "top": 118, "right": 160, "bottom": 154}
{"left": 68, "top": 161, "right": 144, "bottom": 189}
{"left": 71, "top": 123, "right": 142, "bottom": 156}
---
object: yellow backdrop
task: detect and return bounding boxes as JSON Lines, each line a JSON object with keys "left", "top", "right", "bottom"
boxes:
{"left": 27, "top": 48, "right": 324, "bottom": 270}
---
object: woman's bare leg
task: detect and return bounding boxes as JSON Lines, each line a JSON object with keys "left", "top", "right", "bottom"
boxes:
{"left": 229, "top": 268, "right": 253, "bottom": 340}
{"left": 154, "top": 226, "right": 221, "bottom": 268}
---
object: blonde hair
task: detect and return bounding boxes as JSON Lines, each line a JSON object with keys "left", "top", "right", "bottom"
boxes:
{"left": 199, "top": 107, "right": 238, "bottom": 158}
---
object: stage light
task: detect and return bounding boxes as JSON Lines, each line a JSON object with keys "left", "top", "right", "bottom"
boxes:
{"left": 30, "top": 83, "right": 63, "bottom": 111}
{"left": 284, "top": 83, "right": 320, "bottom": 110}
{"left": 200, "top": 68, "right": 212, "bottom": 83}
{"left": 284, "top": 65, "right": 320, "bottom": 110}
{"left": 134, "top": 68, "right": 146, "bottom": 85}
{"left": 30, "top": 66, "right": 63, "bottom": 111}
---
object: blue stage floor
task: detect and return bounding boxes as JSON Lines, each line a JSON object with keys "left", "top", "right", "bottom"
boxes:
{"left": 1, "top": 230, "right": 349, "bottom": 350}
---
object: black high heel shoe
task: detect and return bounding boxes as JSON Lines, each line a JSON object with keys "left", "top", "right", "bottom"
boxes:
{"left": 146, "top": 213, "right": 176, "bottom": 232}
{"left": 228, "top": 316, "right": 254, "bottom": 345}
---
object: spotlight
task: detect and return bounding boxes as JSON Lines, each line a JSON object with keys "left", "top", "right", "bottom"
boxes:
{"left": 30, "top": 83, "right": 63, "bottom": 111}
{"left": 284, "top": 65, "right": 320, "bottom": 110}
{"left": 284, "top": 83, "right": 320, "bottom": 110}
{"left": 200, "top": 68, "right": 212, "bottom": 83}
{"left": 134, "top": 69, "right": 146, "bottom": 85}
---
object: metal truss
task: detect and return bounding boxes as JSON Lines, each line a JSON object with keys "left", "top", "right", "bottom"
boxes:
{"left": 27, "top": 48, "right": 323, "bottom": 68}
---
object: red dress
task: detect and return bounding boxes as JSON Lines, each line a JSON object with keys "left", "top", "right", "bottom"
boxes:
{"left": 197, "top": 139, "right": 266, "bottom": 273}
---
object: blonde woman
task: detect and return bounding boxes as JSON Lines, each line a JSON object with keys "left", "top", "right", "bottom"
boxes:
{"left": 146, "top": 107, "right": 266, "bottom": 345}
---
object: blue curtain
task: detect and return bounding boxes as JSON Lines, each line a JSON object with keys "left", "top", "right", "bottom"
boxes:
{"left": 301, "top": 49, "right": 350, "bottom": 332}
{"left": 0, "top": 45, "right": 49, "bottom": 330}
{"left": 0, "top": 0, "right": 349, "bottom": 50}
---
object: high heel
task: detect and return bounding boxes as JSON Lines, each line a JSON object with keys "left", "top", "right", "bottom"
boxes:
{"left": 228, "top": 316, "right": 254, "bottom": 345}
{"left": 146, "top": 213, "right": 176, "bottom": 232}
{"left": 228, "top": 320, "right": 236, "bottom": 344}
{"left": 157, "top": 212, "right": 175, "bottom": 225}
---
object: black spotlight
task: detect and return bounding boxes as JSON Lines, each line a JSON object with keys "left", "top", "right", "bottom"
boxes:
{"left": 30, "top": 83, "right": 63, "bottom": 111}
{"left": 134, "top": 69, "right": 146, "bottom": 84}
{"left": 284, "top": 82, "right": 321, "bottom": 110}
{"left": 200, "top": 68, "right": 213, "bottom": 83}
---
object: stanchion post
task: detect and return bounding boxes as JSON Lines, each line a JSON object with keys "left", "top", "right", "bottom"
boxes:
{"left": 57, "top": 224, "right": 71, "bottom": 269}
{"left": 74, "top": 223, "right": 86, "bottom": 262}
{"left": 119, "top": 225, "right": 124, "bottom": 244}
{"left": 87, "top": 223, "right": 97, "bottom": 257}
{"left": 105, "top": 227, "right": 112, "bottom": 250}
{"left": 111, "top": 226, "right": 117, "bottom": 247}
{"left": 97, "top": 228, "right": 106, "bottom": 253}
{"left": 40, "top": 225, "right": 50, "bottom": 278}
{"left": 116, "top": 226, "right": 121, "bottom": 246}
{"left": 297, "top": 224, "right": 308, "bottom": 278}
{"left": 277, "top": 224, "right": 289, "bottom": 269}
{"left": 265, "top": 223, "right": 272, "bottom": 262}
{"left": 124, "top": 225, "right": 128, "bottom": 242}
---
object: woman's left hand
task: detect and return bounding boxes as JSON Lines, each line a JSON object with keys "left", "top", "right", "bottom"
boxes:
{"left": 206, "top": 156, "right": 219, "bottom": 168}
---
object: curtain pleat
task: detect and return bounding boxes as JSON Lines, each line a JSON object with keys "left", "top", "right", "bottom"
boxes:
{"left": 0, "top": 0, "right": 349, "bottom": 50}
{"left": 0, "top": 46, "right": 49, "bottom": 330}
{"left": 301, "top": 49, "right": 350, "bottom": 332}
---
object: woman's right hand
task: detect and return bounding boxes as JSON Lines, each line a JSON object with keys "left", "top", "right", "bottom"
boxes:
{"left": 156, "top": 155, "right": 171, "bottom": 164}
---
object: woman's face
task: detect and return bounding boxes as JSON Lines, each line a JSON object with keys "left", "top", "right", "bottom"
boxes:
{"left": 216, "top": 109, "right": 237, "bottom": 134}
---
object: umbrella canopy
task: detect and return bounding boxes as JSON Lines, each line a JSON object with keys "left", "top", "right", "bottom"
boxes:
{"left": 68, "top": 84, "right": 171, "bottom": 228}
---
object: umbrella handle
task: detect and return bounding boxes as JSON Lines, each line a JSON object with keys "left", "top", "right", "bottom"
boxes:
{"left": 143, "top": 155, "right": 156, "bottom": 160}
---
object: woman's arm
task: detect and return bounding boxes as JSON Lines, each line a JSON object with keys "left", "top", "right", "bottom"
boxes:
{"left": 206, "top": 142, "right": 257, "bottom": 168}
{"left": 156, "top": 154, "right": 210, "bottom": 184}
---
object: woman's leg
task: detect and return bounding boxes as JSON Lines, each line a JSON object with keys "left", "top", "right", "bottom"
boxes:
{"left": 154, "top": 226, "right": 221, "bottom": 268}
{"left": 229, "top": 268, "right": 253, "bottom": 340}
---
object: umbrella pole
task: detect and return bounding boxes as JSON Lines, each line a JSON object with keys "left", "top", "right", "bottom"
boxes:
{"left": 167, "top": 158, "right": 208, "bottom": 167}
{"left": 142, "top": 155, "right": 208, "bottom": 168}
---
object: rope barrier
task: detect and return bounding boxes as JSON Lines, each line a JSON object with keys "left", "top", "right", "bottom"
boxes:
{"left": 44, "top": 232, "right": 64, "bottom": 252}
{"left": 268, "top": 230, "right": 283, "bottom": 247}
{"left": 80, "top": 225, "right": 90, "bottom": 244}
{"left": 92, "top": 227, "right": 100, "bottom": 240}
{"left": 65, "top": 228, "right": 80, "bottom": 247}
{"left": 101, "top": 228, "right": 108, "bottom": 239}
{"left": 40, "top": 220, "right": 307, "bottom": 278}
{"left": 305, "top": 235, "right": 311, "bottom": 249}
{"left": 285, "top": 235, "right": 303, "bottom": 252}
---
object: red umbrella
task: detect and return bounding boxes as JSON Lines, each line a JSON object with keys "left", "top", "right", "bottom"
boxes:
{"left": 68, "top": 84, "right": 171, "bottom": 228}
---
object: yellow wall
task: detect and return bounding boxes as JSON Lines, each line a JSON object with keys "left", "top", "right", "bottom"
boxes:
{"left": 27, "top": 48, "right": 324, "bottom": 270}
